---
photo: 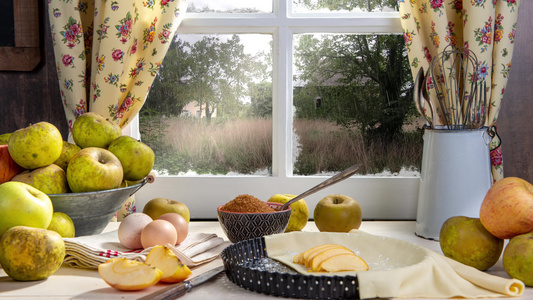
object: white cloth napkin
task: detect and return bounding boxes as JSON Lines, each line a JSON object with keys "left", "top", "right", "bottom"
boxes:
{"left": 63, "top": 230, "right": 231, "bottom": 269}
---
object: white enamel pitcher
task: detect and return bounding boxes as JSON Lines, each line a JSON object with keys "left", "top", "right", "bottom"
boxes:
{"left": 415, "top": 127, "right": 493, "bottom": 240}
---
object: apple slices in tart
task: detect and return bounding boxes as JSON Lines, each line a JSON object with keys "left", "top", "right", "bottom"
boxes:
{"left": 98, "top": 257, "right": 162, "bottom": 291}
{"left": 293, "top": 243, "right": 369, "bottom": 272}
{"left": 317, "top": 253, "right": 369, "bottom": 272}
{"left": 145, "top": 245, "right": 192, "bottom": 283}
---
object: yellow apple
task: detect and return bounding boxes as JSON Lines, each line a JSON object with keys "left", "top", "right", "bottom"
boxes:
{"left": 98, "top": 257, "right": 162, "bottom": 291}
{"left": 67, "top": 147, "right": 123, "bottom": 193}
{"left": 72, "top": 112, "right": 122, "bottom": 149}
{"left": 47, "top": 212, "right": 75, "bottom": 238}
{"left": 313, "top": 194, "right": 362, "bottom": 232}
{"left": 11, "top": 164, "right": 69, "bottom": 194}
{"left": 0, "top": 182, "right": 53, "bottom": 237}
{"left": 267, "top": 194, "right": 309, "bottom": 232}
{"left": 53, "top": 141, "right": 81, "bottom": 171}
{"left": 0, "top": 132, "right": 11, "bottom": 145}
{"left": 480, "top": 177, "right": 533, "bottom": 239}
{"left": 0, "top": 226, "right": 65, "bottom": 281}
{"left": 503, "top": 232, "right": 533, "bottom": 286}
{"left": 108, "top": 136, "right": 155, "bottom": 181}
{"left": 8, "top": 122, "right": 63, "bottom": 169}
{"left": 143, "top": 198, "right": 190, "bottom": 223}
{"left": 439, "top": 216, "right": 503, "bottom": 270}
{"left": 145, "top": 245, "right": 192, "bottom": 283}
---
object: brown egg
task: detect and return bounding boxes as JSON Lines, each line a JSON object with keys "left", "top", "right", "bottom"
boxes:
{"left": 140, "top": 219, "right": 177, "bottom": 249}
{"left": 158, "top": 213, "right": 189, "bottom": 244}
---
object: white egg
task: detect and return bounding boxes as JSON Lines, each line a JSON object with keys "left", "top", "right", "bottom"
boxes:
{"left": 118, "top": 213, "right": 153, "bottom": 249}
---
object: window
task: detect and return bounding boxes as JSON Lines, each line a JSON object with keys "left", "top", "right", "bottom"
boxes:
{"left": 135, "top": 0, "right": 420, "bottom": 220}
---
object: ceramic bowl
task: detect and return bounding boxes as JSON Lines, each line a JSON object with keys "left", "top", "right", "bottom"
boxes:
{"left": 48, "top": 179, "right": 148, "bottom": 237}
{"left": 217, "top": 202, "right": 292, "bottom": 243}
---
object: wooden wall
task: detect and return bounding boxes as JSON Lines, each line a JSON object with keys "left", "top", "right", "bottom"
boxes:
{"left": 0, "top": 2, "right": 532, "bottom": 182}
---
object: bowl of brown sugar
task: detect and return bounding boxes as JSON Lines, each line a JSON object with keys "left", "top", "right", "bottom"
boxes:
{"left": 217, "top": 194, "right": 292, "bottom": 243}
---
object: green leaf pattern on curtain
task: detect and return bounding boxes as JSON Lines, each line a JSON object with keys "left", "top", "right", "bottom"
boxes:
{"left": 398, "top": 0, "right": 521, "bottom": 182}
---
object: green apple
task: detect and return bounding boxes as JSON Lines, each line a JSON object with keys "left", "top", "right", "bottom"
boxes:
{"left": 313, "top": 194, "right": 362, "bottom": 232}
{"left": 0, "top": 226, "right": 65, "bottom": 281}
{"left": 108, "top": 136, "right": 155, "bottom": 181}
{"left": 67, "top": 147, "right": 124, "bottom": 193}
{"left": 0, "top": 144, "right": 25, "bottom": 184}
{"left": 268, "top": 194, "right": 309, "bottom": 232}
{"left": 143, "top": 198, "right": 190, "bottom": 223}
{"left": 503, "top": 232, "right": 533, "bottom": 286}
{"left": 440, "top": 216, "right": 503, "bottom": 271}
{"left": 11, "top": 164, "right": 69, "bottom": 194}
{"left": 0, "top": 182, "right": 53, "bottom": 237}
{"left": 47, "top": 212, "right": 75, "bottom": 238}
{"left": 0, "top": 132, "right": 11, "bottom": 145}
{"left": 72, "top": 112, "right": 122, "bottom": 149}
{"left": 54, "top": 141, "right": 81, "bottom": 171}
{"left": 8, "top": 122, "right": 63, "bottom": 169}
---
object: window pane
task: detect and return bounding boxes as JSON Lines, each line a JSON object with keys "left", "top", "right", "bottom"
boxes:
{"left": 141, "top": 34, "right": 273, "bottom": 175}
{"left": 187, "top": 0, "right": 272, "bottom": 13}
{"left": 292, "top": 0, "right": 399, "bottom": 13}
{"left": 292, "top": 33, "right": 423, "bottom": 176}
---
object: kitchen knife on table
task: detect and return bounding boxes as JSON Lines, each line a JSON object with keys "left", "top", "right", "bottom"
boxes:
{"left": 138, "top": 265, "right": 225, "bottom": 300}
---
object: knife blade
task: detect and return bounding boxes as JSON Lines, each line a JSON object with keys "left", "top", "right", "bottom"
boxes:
{"left": 138, "top": 265, "right": 225, "bottom": 300}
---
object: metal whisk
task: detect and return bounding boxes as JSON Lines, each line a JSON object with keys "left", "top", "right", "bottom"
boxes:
{"left": 427, "top": 45, "right": 487, "bottom": 129}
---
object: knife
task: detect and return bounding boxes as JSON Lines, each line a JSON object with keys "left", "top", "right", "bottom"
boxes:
{"left": 138, "top": 266, "right": 225, "bottom": 300}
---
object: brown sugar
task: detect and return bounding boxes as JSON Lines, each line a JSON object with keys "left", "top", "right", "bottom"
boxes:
{"left": 220, "top": 194, "right": 275, "bottom": 213}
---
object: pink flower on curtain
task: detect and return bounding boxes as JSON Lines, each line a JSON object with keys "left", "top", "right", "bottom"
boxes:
{"left": 490, "top": 148, "right": 503, "bottom": 167}
{"left": 112, "top": 49, "right": 125, "bottom": 62}
{"left": 430, "top": 0, "right": 443, "bottom": 9}
{"left": 62, "top": 54, "right": 74, "bottom": 67}
{"left": 116, "top": 12, "right": 133, "bottom": 44}
{"left": 130, "top": 39, "right": 138, "bottom": 55}
{"left": 423, "top": 46, "right": 432, "bottom": 63}
{"left": 61, "top": 17, "right": 83, "bottom": 48}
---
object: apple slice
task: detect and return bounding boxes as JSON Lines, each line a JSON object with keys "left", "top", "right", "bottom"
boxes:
{"left": 98, "top": 257, "right": 162, "bottom": 291}
{"left": 310, "top": 247, "right": 355, "bottom": 272}
{"left": 305, "top": 245, "right": 349, "bottom": 268}
{"left": 145, "top": 245, "right": 192, "bottom": 283}
{"left": 317, "top": 253, "right": 369, "bottom": 272}
{"left": 299, "top": 244, "right": 339, "bottom": 265}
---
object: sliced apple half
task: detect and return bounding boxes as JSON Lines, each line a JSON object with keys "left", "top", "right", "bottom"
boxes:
{"left": 98, "top": 257, "right": 162, "bottom": 291}
{"left": 145, "top": 245, "right": 192, "bottom": 283}
{"left": 317, "top": 253, "right": 369, "bottom": 272}
{"left": 310, "top": 247, "right": 354, "bottom": 272}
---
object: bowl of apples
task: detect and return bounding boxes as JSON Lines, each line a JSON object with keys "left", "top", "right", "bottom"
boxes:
{"left": 49, "top": 178, "right": 151, "bottom": 237}
{"left": 5, "top": 113, "right": 156, "bottom": 237}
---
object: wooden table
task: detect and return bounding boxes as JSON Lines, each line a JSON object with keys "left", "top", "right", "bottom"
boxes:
{"left": 0, "top": 221, "right": 530, "bottom": 299}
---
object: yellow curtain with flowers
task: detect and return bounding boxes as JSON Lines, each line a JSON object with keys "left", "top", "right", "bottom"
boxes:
{"left": 399, "top": 0, "right": 520, "bottom": 182}
{"left": 47, "top": 0, "right": 188, "bottom": 218}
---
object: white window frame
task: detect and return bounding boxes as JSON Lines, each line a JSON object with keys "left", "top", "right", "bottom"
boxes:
{"left": 134, "top": 1, "right": 420, "bottom": 220}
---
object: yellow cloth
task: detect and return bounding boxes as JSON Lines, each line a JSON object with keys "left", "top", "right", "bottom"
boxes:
{"left": 264, "top": 231, "right": 524, "bottom": 299}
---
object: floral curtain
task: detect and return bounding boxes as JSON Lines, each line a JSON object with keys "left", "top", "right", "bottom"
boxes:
{"left": 47, "top": 0, "right": 188, "bottom": 219}
{"left": 399, "top": 0, "right": 521, "bottom": 182}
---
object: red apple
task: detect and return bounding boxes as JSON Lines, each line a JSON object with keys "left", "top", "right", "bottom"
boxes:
{"left": 480, "top": 177, "right": 533, "bottom": 239}
{"left": 0, "top": 145, "right": 25, "bottom": 184}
